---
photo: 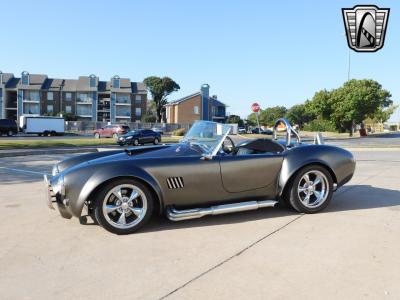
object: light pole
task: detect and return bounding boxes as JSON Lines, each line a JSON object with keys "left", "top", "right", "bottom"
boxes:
{"left": 347, "top": 48, "right": 351, "bottom": 81}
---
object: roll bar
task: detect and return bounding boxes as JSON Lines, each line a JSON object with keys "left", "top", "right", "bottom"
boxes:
{"left": 273, "top": 118, "right": 301, "bottom": 147}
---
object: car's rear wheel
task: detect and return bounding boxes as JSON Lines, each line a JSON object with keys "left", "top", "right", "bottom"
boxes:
{"left": 154, "top": 138, "right": 159, "bottom": 145}
{"left": 288, "top": 165, "right": 333, "bottom": 213}
{"left": 94, "top": 179, "right": 154, "bottom": 234}
{"left": 7, "top": 130, "right": 14, "bottom": 137}
{"left": 133, "top": 139, "right": 139, "bottom": 146}
{"left": 94, "top": 132, "right": 100, "bottom": 139}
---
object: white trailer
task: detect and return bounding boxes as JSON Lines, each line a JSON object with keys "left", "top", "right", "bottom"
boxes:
{"left": 19, "top": 116, "right": 65, "bottom": 136}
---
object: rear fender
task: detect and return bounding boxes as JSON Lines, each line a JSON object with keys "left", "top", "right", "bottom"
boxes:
{"left": 278, "top": 145, "right": 354, "bottom": 196}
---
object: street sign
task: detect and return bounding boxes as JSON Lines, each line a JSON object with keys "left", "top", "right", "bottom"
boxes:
{"left": 251, "top": 103, "right": 260, "bottom": 113}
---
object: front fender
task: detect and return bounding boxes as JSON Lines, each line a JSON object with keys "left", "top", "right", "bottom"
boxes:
{"left": 278, "top": 144, "right": 355, "bottom": 195}
{"left": 66, "top": 162, "right": 164, "bottom": 218}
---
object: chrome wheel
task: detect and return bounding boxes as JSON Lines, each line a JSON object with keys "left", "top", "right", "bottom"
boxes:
{"left": 297, "top": 170, "right": 329, "bottom": 208}
{"left": 102, "top": 184, "right": 147, "bottom": 229}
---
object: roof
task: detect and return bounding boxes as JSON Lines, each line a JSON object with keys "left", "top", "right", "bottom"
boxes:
{"left": 5, "top": 77, "right": 20, "bottom": 89}
{"left": 131, "top": 82, "right": 147, "bottom": 94}
{"left": 77, "top": 76, "right": 98, "bottom": 91}
{"left": 166, "top": 92, "right": 201, "bottom": 106}
{"left": 42, "top": 78, "right": 64, "bottom": 91}
{"left": 63, "top": 79, "right": 78, "bottom": 92}
{"left": 111, "top": 78, "right": 132, "bottom": 93}
{"left": 18, "top": 74, "right": 47, "bottom": 90}
{"left": 0, "top": 73, "right": 14, "bottom": 85}
{"left": 212, "top": 98, "right": 226, "bottom": 107}
{"left": 166, "top": 92, "right": 227, "bottom": 107}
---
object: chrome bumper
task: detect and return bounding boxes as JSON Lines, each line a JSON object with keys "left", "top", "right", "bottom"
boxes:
{"left": 44, "top": 174, "right": 56, "bottom": 210}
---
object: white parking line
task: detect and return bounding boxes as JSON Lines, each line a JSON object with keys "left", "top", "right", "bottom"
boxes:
{"left": 0, "top": 167, "right": 47, "bottom": 176}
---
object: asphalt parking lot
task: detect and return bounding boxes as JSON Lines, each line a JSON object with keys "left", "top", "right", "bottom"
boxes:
{"left": 1, "top": 149, "right": 400, "bottom": 300}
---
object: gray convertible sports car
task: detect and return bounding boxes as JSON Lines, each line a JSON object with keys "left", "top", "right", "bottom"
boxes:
{"left": 45, "top": 119, "right": 355, "bottom": 234}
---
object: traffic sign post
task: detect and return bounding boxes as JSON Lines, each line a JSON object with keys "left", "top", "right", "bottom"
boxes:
{"left": 251, "top": 103, "right": 261, "bottom": 134}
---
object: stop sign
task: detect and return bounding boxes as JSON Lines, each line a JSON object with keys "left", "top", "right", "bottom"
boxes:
{"left": 251, "top": 103, "right": 260, "bottom": 113}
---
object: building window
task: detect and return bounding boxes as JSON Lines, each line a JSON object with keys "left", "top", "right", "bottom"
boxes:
{"left": 47, "top": 92, "right": 54, "bottom": 101}
{"left": 0, "top": 71, "right": 3, "bottom": 85}
{"left": 77, "top": 104, "right": 92, "bottom": 116}
{"left": 89, "top": 74, "right": 96, "bottom": 88}
{"left": 135, "top": 95, "right": 141, "bottom": 104}
{"left": 65, "top": 105, "right": 72, "bottom": 113}
{"left": 21, "top": 71, "right": 29, "bottom": 85}
{"left": 116, "top": 93, "right": 130, "bottom": 104}
{"left": 77, "top": 93, "right": 92, "bottom": 103}
{"left": 47, "top": 105, "right": 54, "bottom": 113}
{"left": 135, "top": 107, "right": 142, "bottom": 117}
{"left": 65, "top": 92, "right": 72, "bottom": 101}
{"left": 113, "top": 75, "right": 120, "bottom": 89}
{"left": 116, "top": 106, "right": 130, "bottom": 117}
{"left": 23, "top": 103, "right": 40, "bottom": 115}
{"left": 194, "top": 106, "right": 199, "bottom": 114}
{"left": 24, "top": 91, "right": 40, "bottom": 102}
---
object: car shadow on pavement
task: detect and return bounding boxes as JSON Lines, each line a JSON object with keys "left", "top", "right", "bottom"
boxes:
{"left": 137, "top": 184, "right": 400, "bottom": 234}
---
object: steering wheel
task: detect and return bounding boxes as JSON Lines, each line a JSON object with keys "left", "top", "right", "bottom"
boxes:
{"left": 222, "top": 136, "right": 236, "bottom": 154}
{"left": 273, "top": 118, "right": 301, "bottom": 147}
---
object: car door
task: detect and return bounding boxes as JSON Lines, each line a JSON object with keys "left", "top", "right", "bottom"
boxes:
{"left": 219, "top": 153, "right": 283, "bottom": 194}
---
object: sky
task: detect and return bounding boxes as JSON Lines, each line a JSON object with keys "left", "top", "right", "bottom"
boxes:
{"left": 0, "top": 0, "right": 399, "bottom": 121}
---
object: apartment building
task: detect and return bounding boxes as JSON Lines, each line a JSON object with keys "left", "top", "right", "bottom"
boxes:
{"left": 0, "top": 71, "right": 147, "bottom": 122}
{"left": 165, "top": 84, "right": 227, "bottom": 124}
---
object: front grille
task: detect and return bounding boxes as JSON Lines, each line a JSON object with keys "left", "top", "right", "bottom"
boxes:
{"left": 166, "top": 177, "right": 184, "bottom": 189}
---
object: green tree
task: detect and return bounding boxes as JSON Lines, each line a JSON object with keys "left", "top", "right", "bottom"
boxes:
{"left": 247, "top": 106, "right": 287, "bottom": 127}
{"left": 330, "top": 79, "right": 393, "bottom": 135}
{"left": 285, "top": 104, "right": 313, "bottom": 128}
{"left": 226, "top": 115, "right": 244, "bottom": 127}
{"left": 143, "top": 76, "right": 180, "bottom": 122}
{"left": 306, "top": 89, "right": 333, "bottom": 120}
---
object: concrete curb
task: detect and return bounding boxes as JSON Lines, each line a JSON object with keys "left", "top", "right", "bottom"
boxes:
{"left": 0, "top": 147, "right": 99, "bottom": 158}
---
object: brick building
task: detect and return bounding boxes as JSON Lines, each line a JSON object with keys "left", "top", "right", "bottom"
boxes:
{"left": 165, "top": 84, "right": 227, "bottom": 124}
{"left": 0, "top": 71, "right": 147, "bottom": 122}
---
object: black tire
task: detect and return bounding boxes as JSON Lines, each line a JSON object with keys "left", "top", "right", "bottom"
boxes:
{"left": 112, "top": 133, "right": 118, "bottom": 139}
{"left": 51, "top": 131, "right": 56, "bottom": 136}
{"left": 94, "top": 178, "right": 154, "bottom": 234}
{"left": 133, "top": 139, "right": 139, "bottom": 146}
{"left": 43, "top": 131, "right": 49, "bottom": 136}
{"left": 7, "top": 130, "right": 14, "bottom": 137}
{"left": 153, "top": 138, "right": 159, "bottom": 145}
{"left": 288, "top": 165, "right": 333, "bottom": 214}
{"left": 94, "top": 132, "right": 100, "bottom": 139}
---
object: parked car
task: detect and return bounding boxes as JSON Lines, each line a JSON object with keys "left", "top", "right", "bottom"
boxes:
{"left": 117, "top": 129, "right": 161, "bottom": 146}
{"left": 251, "top": 127, "right": 263, "bottom": 134}
{"left": 0, "top": 119, "right": 18, "bottom": 136}
{"left": 45, "top": 119, "right": 356, "bottom": 234}
{"left": 238, "top": 127, "right": 246, "bottom": 134}
{"left": 261, "top": 129, "right": 273, "bottom": 135}
{"left": 94, "top": 124, "right": 130, "bottom": 139}
{"left": 151, "top": 127, "right": 164, "bottom": 135}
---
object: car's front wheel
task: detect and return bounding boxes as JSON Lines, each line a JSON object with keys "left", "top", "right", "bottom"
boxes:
{"left": 288, "top": 165, "right": 333, "bottom": 213}
{"left": 133, "top": 139, "right": 139, "bottom": 146}
{"left": 94, "top": 133, "right": 100, "bottom": 139}
{"left": 94, "top": 179, "right": 154, "bottom": 234}
{"left": 154, "top": 137, "right": 159, "bottom": 145}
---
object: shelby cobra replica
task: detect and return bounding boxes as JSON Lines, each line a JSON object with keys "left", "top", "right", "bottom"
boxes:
{"left": 45, "top": 119, "right": 355, "bottom": 234}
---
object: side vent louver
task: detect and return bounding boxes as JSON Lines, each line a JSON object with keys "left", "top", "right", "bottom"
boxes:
{"left": 167, "top": 177, "right": 184, "bottom": 189}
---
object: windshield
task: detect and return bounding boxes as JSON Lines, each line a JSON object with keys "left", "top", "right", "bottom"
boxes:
{"left": 181, "top": 121, "right": 232, "bottom": 155}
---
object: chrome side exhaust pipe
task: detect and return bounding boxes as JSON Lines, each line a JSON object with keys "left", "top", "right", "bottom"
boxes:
{"left": 166, "top": 200, "right": 278, "bottom": 221}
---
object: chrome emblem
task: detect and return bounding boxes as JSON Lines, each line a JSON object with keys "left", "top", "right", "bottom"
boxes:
{"left": 342, "top": 5, "right": 390, "bottom": 52}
